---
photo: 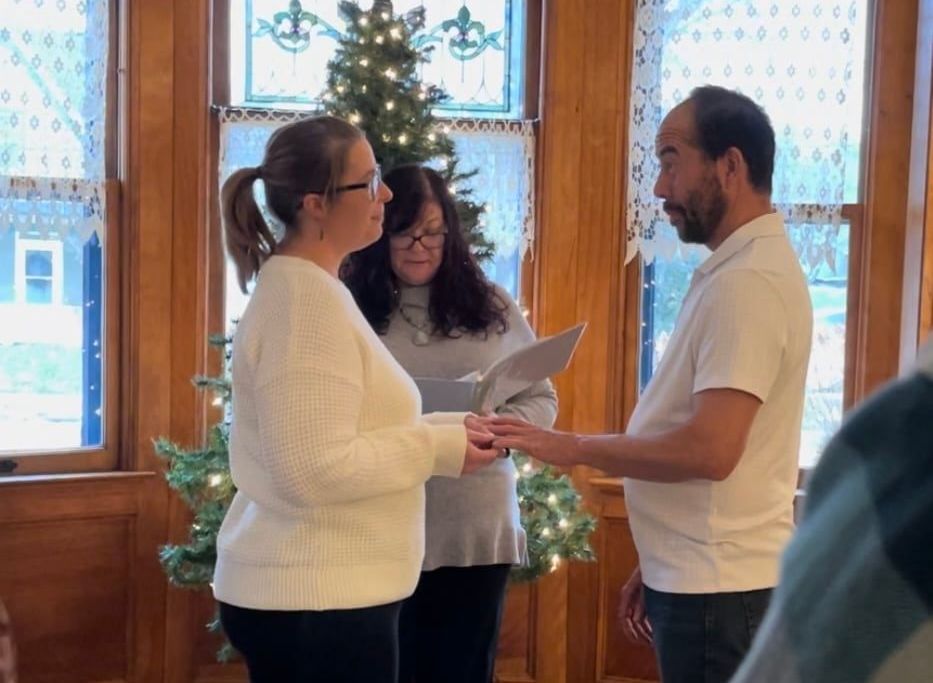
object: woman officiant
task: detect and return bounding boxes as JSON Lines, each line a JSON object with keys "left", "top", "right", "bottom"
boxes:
{"left": 342, "top": 164, "right": 558, "bottom": 683}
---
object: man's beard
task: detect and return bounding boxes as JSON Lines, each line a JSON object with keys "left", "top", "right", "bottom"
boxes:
{"left": 667, "top": 174, "right": 727, "bottom": 245}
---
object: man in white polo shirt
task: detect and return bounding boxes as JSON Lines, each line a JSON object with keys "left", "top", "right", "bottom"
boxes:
{"left": 490, "top": 85, "right": 812, "bottom": 683}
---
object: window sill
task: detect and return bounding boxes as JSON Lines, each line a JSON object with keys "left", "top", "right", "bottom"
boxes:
{"left": 0, "top": 469, "right": 153, "bottom": 487}
{"left": 0, "top": 447, "right": 120, "bottom": 477}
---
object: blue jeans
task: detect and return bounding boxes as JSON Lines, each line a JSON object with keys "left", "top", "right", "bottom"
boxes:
{"left": 643, "top": 586, "right": 772, "bottom": 683}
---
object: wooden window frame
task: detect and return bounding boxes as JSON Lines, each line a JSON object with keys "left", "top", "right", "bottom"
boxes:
{"left": 615, "top": 0, "right": 877, "bottom": 466}
{"left": 1, "top": 2, "right": 125, "bottom": 476}
{"left": 206, "top": 0, "right": 545, "bottom": 343}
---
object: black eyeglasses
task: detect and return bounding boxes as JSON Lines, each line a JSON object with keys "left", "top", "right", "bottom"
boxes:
{"left": 302, "top": 165, "right": 383, "bottom": 205}
{"left": 389, "top": 231, "right": 449, "bottom": 250}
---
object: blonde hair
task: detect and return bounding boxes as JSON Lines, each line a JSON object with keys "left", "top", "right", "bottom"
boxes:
{"left": 220, "top": 115, "right": 363, "bottom": 293}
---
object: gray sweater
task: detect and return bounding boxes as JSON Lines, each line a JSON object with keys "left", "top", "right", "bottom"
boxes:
{"left": 381, "top": 283, "right": 559, "bottom": 570}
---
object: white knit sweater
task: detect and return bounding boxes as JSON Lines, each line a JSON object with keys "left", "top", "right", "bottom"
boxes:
{"left": 212, "top": 256, "right": 467, "bottom": 611}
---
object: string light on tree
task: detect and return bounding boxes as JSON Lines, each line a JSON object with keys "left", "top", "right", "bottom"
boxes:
{"left": 154, "top": 333, "right": 238, "bottom": 661}
{"left": 321, "top": 0, "right": 494, "bottom": 258}
{"left": 511, "top": 452, "right": 597, "bottom": 581}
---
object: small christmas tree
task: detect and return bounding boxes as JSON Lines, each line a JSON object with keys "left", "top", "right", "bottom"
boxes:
{"left": 323, "top": 0, "right": 493, "bottom": 259}
{"left": 154, "top": 334, "right": 237, "bottom": 661}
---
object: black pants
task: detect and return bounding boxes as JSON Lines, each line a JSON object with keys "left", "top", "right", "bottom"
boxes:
{"left": 643, "top": 586, "right": 772, "bottom": 683}
{"left": 219, "top": 599, "right": 402, "bottom": 683}
{"left": 398, "top": 564, "right": 512, "bottom": 683}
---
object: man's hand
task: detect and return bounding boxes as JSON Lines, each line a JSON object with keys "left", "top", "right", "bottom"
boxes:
{"left": 618, "top": 566, "right": 652, "bottom": 646}
{"left": 488, "top": 416, "right": 581, "bottom": 467}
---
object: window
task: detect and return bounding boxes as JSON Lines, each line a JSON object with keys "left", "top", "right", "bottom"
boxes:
{"left": 217, "top": 0, "right": 538, "bottom": 327}
{"left": 628, "top": 0, "right": 871, "bottom": 468}
{"left": 0, "top": 0, "right": 114, "bottom": 464}
{"left": 15, "top": 237, "right": 63, "bottom": 305}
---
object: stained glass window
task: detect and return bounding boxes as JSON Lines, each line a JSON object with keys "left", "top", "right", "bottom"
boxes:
{"left": 220, "top": 0, "right": 537, "bottom": 322}
{"left": 233, "top": 0, "right": 526, "bottom": 117}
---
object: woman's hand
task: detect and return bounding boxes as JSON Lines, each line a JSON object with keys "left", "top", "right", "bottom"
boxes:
{"left": 464, "top": 412, "right": 496, "bottom": 434}
{"left": 461, "top": 438, "right": 501, "bottom": 474}
{"left": 460, "top": 414, "right": 504, "bottom": 474}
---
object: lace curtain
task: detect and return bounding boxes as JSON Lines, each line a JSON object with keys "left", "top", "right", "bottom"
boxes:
{"left": 216, "top": 107, "right": 536, "bottom": 258}
{"left": 626, "top": 0, "right": 867, "bottom": 263}
{"left": 0, "top": 0, "right": 109, "bottom": 243}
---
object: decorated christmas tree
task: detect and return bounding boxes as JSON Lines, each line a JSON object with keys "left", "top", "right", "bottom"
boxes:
{"left": 323, "top": 0, "right": 493, "bottom": 259}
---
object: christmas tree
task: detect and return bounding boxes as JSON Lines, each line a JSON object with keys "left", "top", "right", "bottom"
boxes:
{"left": 512, "top": 452, "right": 598, "bottom": 581}
{"left": 154, "top": 334, "right": 236, "bottom": 661}
{"left": 323, "top": 0, "right": 493, "bottom": 259}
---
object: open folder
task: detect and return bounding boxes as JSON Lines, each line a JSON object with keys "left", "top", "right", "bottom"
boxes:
{"left": 414, "top": 322, "right": 586, "bottom": 414}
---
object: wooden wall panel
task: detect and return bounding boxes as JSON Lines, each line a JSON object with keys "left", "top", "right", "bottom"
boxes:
{"left": 163, "top": 0, "right": 217, "bottom": 680}
{"left": 591, "top": 483, "right": 656, "bottom": 683}
{"left": 0, "top": 474, "right": 151, "bottom": 683}
{"left": 3, "top": 519, "right": 132, "bottom": 682}
{"left": 534, "top": 0, "right": 636, "bottom": 680}
{"left": 496, "top": 584, "right": 537, "bottom": 682}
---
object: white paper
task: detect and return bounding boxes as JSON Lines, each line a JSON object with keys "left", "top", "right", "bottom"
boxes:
{"left": 414, "top": 322, "right": 586, "bottom": 414}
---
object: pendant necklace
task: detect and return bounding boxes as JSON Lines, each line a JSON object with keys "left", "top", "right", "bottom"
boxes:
{"left": 398, "top": 303, "right": 432, "bottom": 346}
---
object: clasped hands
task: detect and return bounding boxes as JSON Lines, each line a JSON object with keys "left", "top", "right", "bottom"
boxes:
{"left": 461, "top": 413, "right": 582, "bottom": 474}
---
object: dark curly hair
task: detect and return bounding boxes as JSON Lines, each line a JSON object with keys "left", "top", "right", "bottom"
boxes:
{"left": 341, "top": 164, "right": 508, "bottom": 337}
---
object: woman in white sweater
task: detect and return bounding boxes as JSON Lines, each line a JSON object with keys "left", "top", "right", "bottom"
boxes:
{"left": 213, "top": 116, "right": 501, "bottom": 683}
